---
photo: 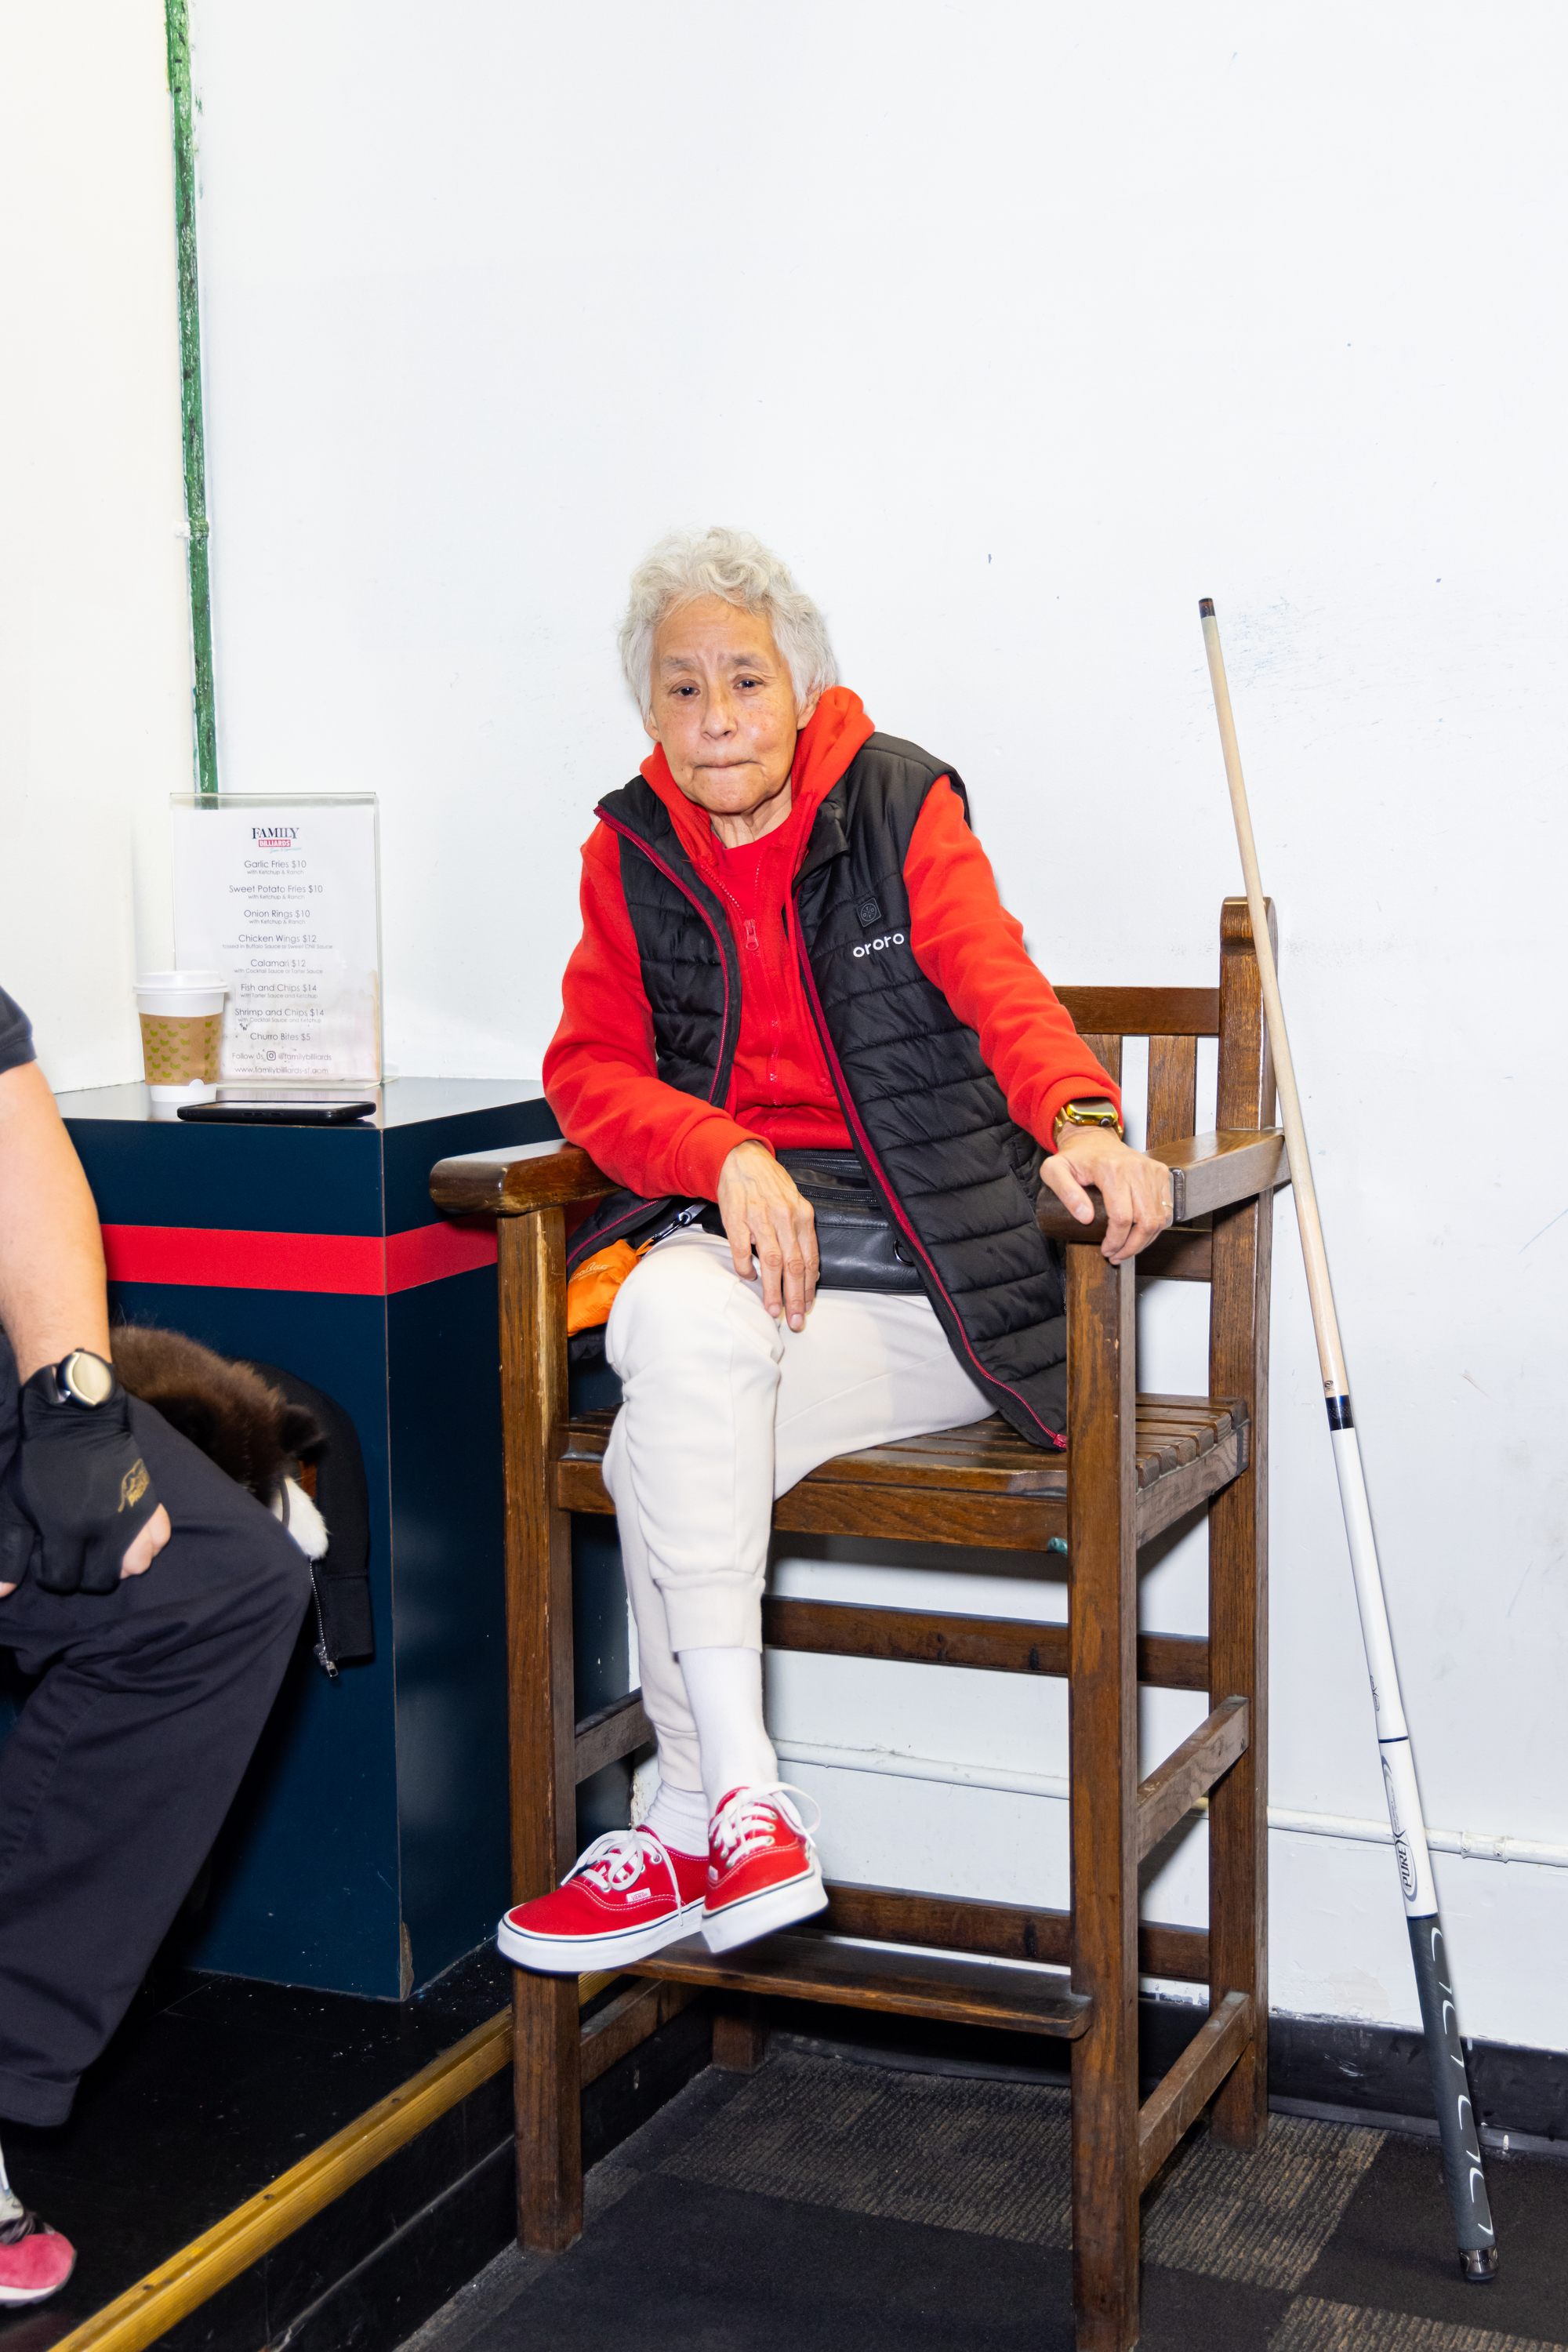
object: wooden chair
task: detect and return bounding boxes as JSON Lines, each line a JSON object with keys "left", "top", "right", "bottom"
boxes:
{"left": 429, "top": 896, "right": 1285, "bottom": 2352}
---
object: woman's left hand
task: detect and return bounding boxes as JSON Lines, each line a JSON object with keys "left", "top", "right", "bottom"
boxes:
{"left": 716, "top": 1138, "right": 819, "bottom": 1328}
{"left": 1040, "top": 1130, "right": 1173, "bottom": 1264}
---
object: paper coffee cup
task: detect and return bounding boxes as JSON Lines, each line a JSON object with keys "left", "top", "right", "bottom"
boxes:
{"left": 136, "top": 970, "right": 226, "bottom": 1103}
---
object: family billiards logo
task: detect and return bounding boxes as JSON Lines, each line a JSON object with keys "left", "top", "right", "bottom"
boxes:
{"left": 252, "top": 826, "right": 299, "bottom": 849}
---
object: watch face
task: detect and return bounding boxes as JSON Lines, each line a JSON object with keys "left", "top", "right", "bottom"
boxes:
{"left": 61, "top": 1350, "right": 114, "bottom": 1406}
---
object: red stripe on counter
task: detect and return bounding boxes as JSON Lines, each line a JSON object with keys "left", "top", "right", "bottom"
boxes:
{"left": 101, "top": 1221, "right": 498, "bottom": 1296}
{"left": 384, "top": 1220, "right": 498, "bottom": 1289}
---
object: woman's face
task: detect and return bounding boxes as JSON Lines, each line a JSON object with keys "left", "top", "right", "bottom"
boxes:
{"left": 644, "top": 597, "right": 819, "bottom": 841}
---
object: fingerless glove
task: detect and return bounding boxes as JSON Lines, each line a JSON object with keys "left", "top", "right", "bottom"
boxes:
{"left": 7, "top": 1370, "right": 162, "bottom": 1595}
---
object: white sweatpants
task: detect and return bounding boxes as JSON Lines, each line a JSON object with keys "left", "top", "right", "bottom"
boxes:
{"left": 602, "top": 1231, "right": 989, "bottom": 1795}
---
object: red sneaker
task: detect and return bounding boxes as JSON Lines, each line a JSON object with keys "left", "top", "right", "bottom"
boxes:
{"left": 0, "top": 2207, "right": 76, "bottom": 2306}
{"left": 496, "top": 1829, "right": 706, "bottom": 1974}
{"left": 702, "top": 1784, "right": 826, "bottom": 1954}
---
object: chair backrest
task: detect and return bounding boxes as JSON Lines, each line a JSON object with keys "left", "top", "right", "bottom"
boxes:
{"left": 1055, "top": 985, "right": 1218, "bottom": 1151}
{"left": 1055, "top": 899, "right": 1276, "bottom": 1317}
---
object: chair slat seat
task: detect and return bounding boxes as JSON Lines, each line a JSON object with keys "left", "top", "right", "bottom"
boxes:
{"left": 557, "top": 1398, "right": 1248, "bottom": 1530}
{"left": 632, "top": 1929, "right": 1093, "bottom": 2038}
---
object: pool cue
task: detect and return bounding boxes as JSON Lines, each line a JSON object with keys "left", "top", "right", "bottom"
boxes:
{"left": 1198, "top": 599, "right": 1498, "bottom": 2282}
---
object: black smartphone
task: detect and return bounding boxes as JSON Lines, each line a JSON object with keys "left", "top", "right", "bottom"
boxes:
{"left": 177, "top": 1098, "right": 377, "bottom": 1126}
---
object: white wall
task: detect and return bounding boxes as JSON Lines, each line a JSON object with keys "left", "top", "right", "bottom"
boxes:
{"left": 0, "top": 0, "right": 192, "bottom": 1086}
{"left": 23, "top": 0, "right": 1568, "bottom": 2045}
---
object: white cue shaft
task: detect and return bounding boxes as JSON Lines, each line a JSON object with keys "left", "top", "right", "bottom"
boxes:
{"left": 1197, "top": 599, "right": 1495, "bottom": 2270}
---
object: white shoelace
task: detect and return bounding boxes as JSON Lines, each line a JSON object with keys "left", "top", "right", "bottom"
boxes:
{"left": 710, "top": 1782, "right": 822, "bottom": 1866}
{"left": 564, "top": 1828, "right": 683, "bottom": 1905}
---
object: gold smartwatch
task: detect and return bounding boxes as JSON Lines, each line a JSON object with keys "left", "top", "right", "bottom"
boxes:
{"left": 1052, "top": 1098, "right": 1123, "bottom": 1148}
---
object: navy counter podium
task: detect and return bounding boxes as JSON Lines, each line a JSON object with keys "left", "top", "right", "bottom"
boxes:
{"left": 16, "top": 1078, "right": 621, "bottom": 2004}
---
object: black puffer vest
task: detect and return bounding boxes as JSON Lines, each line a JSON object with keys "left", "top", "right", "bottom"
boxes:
{"left": 567, "top": 734, "right": 1069, "bottom": 1444}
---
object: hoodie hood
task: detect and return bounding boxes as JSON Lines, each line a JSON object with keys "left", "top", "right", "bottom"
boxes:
{"left": 637, "top": 686, "right": 876, "bottom": 877}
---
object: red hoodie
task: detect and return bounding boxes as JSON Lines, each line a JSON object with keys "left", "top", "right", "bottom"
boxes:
{"left": 543, "top": 688, "right": 1119, "bottom": 1200}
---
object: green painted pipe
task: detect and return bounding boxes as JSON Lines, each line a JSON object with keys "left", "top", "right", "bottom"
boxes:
{"left": 165, "top": 0, "right": 217, "bottom": 797}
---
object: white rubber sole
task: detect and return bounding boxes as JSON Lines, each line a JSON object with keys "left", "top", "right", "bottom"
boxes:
{"left": 0, "top": 2244, "right": 74, "bottom": 2306}
{"left": 0, "top": 2281, "right": 73, "bottom": 2308}
{"left": 701, "top": 1860, "right": 827, "bottom": 1955}
{"left": 496, "top": 1896, "right": 704, "bottom": 1976}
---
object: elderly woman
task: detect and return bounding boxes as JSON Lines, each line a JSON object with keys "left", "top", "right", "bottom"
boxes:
{"left": 499, "top": 528, "right": 1171, "bottom": 1975}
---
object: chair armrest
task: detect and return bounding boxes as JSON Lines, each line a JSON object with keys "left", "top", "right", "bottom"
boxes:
{"left": 430, "top": 1140, "right": 615, "bottom": 1218}
{"left": 1036, "top": 1128, "right": 1288, "bottom": 1247}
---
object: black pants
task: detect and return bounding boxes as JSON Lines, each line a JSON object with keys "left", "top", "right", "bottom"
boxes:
{"left": 0, "top": 1343, "right": 311, "bottom": 2125}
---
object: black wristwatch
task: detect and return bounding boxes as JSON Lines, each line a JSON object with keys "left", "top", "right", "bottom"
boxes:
{"left": 45, "top": 1349, "right": 118, "bottom": 1408}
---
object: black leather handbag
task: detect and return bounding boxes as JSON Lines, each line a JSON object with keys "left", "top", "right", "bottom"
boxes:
{"left": 701, "top": 1147, "right": 921, "bottom": 1293}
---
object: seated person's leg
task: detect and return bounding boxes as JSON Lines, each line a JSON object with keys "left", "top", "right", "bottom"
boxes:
{"left": 499, "top": 1232, "right": 990, "bottom": 1970}
{"left": 499, "top": 1233, "right": 790, "bottom": 1972}
{"left": 771, "top": 1281, "right": 991, "bottom": 1490}
{"left": 677, "top": 1267, "right": 988, "bottom": 1952}
{"left": 608, "top": 1233, "right": 987, "bottom": 1798}
{"left": 0, "top": 1395, "right": 310, "bottom": 2132}
{"left": 605, "top": 1232, "right": 787, "bottom": 1802}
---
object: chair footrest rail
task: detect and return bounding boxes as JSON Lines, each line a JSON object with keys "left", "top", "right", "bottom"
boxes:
{"left": 633, "top": 1930, "right": 1093, "bottom": 2038}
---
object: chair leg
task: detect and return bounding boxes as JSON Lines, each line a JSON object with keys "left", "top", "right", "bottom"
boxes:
{"left": 1068, "top": 1247, "right": 1141, "bottom": 2352}
{"left": 500, "top": 1208, "right": 585, "bottom": 2248}
{"left": 1207, "top": 898, "right": 1274, "bottom": 2150}
{"left": 712, "top": 1994, "right": 768, "bottom": 2072}
{"left": 515, "top": 1971, "right": 584, "bottom": 2246}
{"left": 1207, "top": 1200, "right": 1270, "bottom": 2147}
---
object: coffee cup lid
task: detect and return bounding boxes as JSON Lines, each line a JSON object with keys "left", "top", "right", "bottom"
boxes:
{"left": 136, "top": 969, "right": 227, "bottom": 992}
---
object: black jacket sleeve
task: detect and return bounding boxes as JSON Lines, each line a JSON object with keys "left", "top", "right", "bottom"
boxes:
{"left": 0, "top": 988, "right": 37, "bottom": 1076}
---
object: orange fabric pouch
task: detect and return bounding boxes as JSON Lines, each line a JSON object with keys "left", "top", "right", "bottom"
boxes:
{"left": 564, "top": 1240, "right": 644, "bottom": 1338}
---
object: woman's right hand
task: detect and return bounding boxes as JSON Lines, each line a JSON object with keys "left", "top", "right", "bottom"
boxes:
{"left": 716, "top": 1139, "right": 818, "bottom": 1330}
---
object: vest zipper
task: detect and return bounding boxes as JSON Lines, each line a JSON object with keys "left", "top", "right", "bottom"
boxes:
{"left": 710, "top": 864, "right": 782, "bottom": 1099}
{"left": 641, "top": 1200, "right": 710, "bottom": 1249}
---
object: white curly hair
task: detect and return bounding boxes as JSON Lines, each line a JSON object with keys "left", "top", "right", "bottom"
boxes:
{"left": 619, "top": 526, "right": 839, "bottom": 719}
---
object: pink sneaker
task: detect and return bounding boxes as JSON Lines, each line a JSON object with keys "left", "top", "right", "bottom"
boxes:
{"left": 702, "top": 1784, "right": 827, "bottom": 1955}
{"left": 0, "top": 2207, "right": 76, "bottom": 2306}
{"left": 496, "top": 1829, "right": 706, "bottom": 1973}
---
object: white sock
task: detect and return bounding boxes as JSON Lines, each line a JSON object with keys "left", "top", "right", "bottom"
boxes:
{"left": 0, "top": 2135, "right": 20, "bottom": 2222}
{"left": 677, "top": 1645, "right": 779, "bottom": 1815}
{"left": 641, "top": 1778, "right": 710, "bottom": 1857}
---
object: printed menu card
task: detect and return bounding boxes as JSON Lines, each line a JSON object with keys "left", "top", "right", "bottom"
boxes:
{"left": 171, "top": 795, "right": 381, "bottom": 1086}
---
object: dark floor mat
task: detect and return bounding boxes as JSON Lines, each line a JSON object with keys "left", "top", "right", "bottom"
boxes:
{"left": 663, "top": 2047, "right": 1075, "bottom": 2245}
{"left": 459, "top": 2172, "right": 1290, "bottom": 2352}
{"left": 1272, "top": 2299, "right": 1567, "bottom": 2352}
{"left": 404, "top": 2049, "right": 1568, "bottom": 2352}
{"left": 663, "top": 2045, "right": 1381, "bottom": 2288}
{"left": 1142, "top": 2110, "right": 1383, "bottom": 2289}
{"left": 1299, "top": 2132, "right": 1568, "bottom": 2344}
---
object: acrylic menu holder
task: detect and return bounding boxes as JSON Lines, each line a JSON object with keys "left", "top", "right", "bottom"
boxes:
{"left": 170, "top": 795, "right": 383, "bottom": 1091}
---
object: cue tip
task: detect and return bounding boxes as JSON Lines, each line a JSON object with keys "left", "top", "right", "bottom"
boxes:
{"left": 1198, "top": 597, "right": 1215, "bottom": 618}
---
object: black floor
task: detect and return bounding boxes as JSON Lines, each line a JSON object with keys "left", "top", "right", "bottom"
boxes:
{"left": 401, "top": 2046, "right": 1568, "bottom": 2352}
{"left": 0, "top": 1943, "right": 510, "bottom": 2349}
